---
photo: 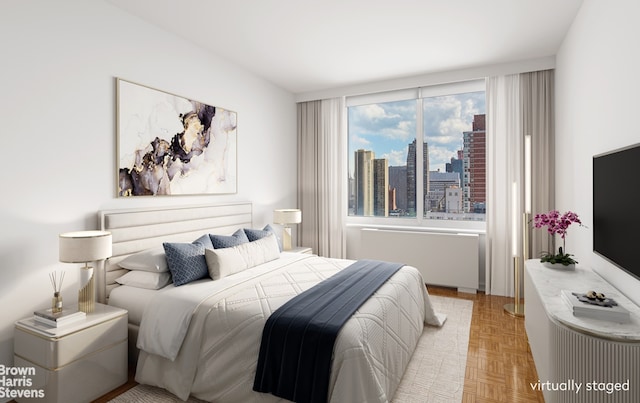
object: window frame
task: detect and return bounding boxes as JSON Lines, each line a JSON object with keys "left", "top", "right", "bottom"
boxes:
{"left": 345, "top": 79, "right": 486, "bottom": 231}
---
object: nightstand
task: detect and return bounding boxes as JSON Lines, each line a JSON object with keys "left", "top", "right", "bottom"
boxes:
{"left": 13, "top": 303, "right": 127, "bottom": 403}
{"left": 288, "top": 246, "right": 313, "bottom": 254}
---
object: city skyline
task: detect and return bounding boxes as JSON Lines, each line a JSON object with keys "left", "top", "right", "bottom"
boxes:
{"left": 348, "top": 92, "right": 485, "bottom": 174}
{"left": 349, "top": 113, "right": 486, "bottom": 219}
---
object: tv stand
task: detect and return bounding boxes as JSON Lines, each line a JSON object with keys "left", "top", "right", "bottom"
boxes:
{"left": 524, "top": 259, "right": 640, "bottom": 403}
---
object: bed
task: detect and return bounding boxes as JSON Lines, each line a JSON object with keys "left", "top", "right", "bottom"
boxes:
{"left": 99, "top": 203, "right": 445, "bottom": 402}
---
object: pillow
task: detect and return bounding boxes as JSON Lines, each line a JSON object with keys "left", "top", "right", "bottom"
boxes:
{"left": 193, "top": 233, "right": 214, "bottom": 250}
{"left": 205, "top": 233, "right": 280, "bottom": 280}
{"left": 118, "top": 247, "right": 168, "bottom": 272}
{"left": 209, "top": 228, "right": 249, "bottom": 249}
{"left": 115, "top": 271, "right": 172, "bottom": 290}
{"left": 244, "top": 224, "right": 282, "bottom": 251}
{"left": 163, "top": 242, "right": 208, "bottom": 286}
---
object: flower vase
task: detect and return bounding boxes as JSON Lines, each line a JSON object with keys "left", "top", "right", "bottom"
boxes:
{"left": 542, "top": 261, "right": 575, "bottom": 271}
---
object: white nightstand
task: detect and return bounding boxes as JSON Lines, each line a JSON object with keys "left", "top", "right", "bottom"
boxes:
{"left": 288, "top": 246, "right": 313, "bottom": 254}
{"left": 13, "top": 303, "right": 127, "bottom": 403}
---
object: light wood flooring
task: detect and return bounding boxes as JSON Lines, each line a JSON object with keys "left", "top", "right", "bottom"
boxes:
{"left": 92, "top": 286, "right": 544, "bottom": 403}
{"left": 428, "top": 286, "right": 544, "bottom": 403}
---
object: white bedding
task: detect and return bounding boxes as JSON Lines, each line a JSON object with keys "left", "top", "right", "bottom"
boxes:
{"left": 108, "top": 285, "right": 158, "bottom": 326}
{"left": 135, "top": 254, "right": 445, "bottom": 402}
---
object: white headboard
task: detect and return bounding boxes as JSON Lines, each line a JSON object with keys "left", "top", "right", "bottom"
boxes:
{"left": 98, "top": 202, "right": 252, "bottom": 302}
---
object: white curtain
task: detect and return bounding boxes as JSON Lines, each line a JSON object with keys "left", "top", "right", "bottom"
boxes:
{"left": 486, "top": 75, "right": 522, "bottom": 296}
{"left": 297, "top": 98, "right": 346, "bottom": 258}
{"left": 521, "top": 70, "right": 555, "bottom": 258}
{"left": 486, "top": 70, "right": 555, "bottom": 296}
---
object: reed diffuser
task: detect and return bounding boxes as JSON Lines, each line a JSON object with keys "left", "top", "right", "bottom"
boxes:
{"left": 50, "top": 271, "right": 65, "bottom": 313}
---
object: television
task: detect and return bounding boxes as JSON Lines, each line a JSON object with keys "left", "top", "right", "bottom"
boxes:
{"left": 593, "top": 143, "right": 640, "bottom": 280}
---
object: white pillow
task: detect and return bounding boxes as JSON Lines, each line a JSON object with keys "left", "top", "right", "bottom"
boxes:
{"left": 205, "top": 233, "right": 280, "bottom": 280}
{"left": 115, "top": 270, "right": 172, "bottom": 290}
{"left": 118, "top": 247, "right": 168, "bottom": 272}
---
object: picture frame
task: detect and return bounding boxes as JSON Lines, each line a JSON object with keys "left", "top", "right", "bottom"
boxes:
{"left": 116, "top": 78, "right": 237, "bottom": 196}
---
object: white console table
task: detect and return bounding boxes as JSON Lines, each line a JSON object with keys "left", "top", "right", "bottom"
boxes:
{"left": 524, "top": 259, "right": 640, "bottom": 403}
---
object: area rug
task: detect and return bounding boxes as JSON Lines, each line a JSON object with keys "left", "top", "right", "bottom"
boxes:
{"left": 392, "top": 295, "right": 473, "bottom": 402}
{"left": 109, "top": 295, "right": 473, "bottom": 403}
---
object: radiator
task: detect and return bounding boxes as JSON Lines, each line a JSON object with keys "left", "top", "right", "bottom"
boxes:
{"left": 358, "top": 228, "right": 479, "bottom": 292}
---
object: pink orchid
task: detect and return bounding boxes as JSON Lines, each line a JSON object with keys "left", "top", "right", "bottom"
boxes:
{"left": 533, "top": 210, "right": 584, "bottom": 265}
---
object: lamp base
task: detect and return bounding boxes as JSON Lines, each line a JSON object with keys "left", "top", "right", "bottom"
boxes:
{"left": 503, "top": 302, "right": 525, "bottom": 317}
{"left": 282, "top": 226, "right": 292, "bottom": 251}
{"left": 78, "top": 267, "right": 95, "bottom": 313}
{"left": 505, "top": 256, "right": 525, "bottom": 317}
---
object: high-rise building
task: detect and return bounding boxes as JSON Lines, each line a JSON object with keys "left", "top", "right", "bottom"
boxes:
{"left": 407, "top": 139, "right": 429, "bottom": 215}
{"left": 348, "top": 174, "right": 355, "bottom": 214}
{"left": 446, "top": 150, "right": 464, "bottom": 184}
{"left": 388, "top": 166, "right": 407, "bottom": 212}
{"left": 429, "top": 171, "right": 461, "bottom": 193}
{"left": 426, "top": 171, "right": 460, "bottom": 212}
{"left": 445, "top": 186, "right": 463, "bottom": 214}
{"left": 463, "top": 115, "right": 486, "bottom": 213}
{"left": 373, "top": 158, "right": 389, "bottom": 216}
{"left": 388, "top": 186, "right": 397, "bottom": 211}
{"left": 354, "top": 149, "right": 374, "bottom": 216}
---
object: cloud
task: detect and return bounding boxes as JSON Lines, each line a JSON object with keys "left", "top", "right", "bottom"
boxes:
{"left": 359, "top": 104, "right": 389, "bottom": 120}
{"left": 350, "top": 134, "right": 371, "bottom": 147}
{"left": 349, "top": 100, "right": 415, "bottom": 141}
{"left": 422, "top": 92, "right": 485, "bottom": 170}
{"left": 423, "top": 94, "right": 482, "bottom": 138}
{"left": 426, "top": 134, "right": 461, "bottom": 146}
{"left": 427, "top": 144, "right": 459, "bottom": 172}
{"left": 381, "top": 149, "right": 407, "bottom": 166}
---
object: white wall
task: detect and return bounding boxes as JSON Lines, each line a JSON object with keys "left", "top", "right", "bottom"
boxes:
{"left": 0, "top": 0, "right": 296, "bottom": 373}
{"left": 555, "top": 0, "right": 640, "bottom": 305}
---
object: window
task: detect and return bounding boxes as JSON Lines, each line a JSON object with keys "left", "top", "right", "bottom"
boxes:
{"left": 348, "top": 99, "right": 417, "bottom": 217}
{"left": 347, "top": 81, "right": 486, "bottom": 223}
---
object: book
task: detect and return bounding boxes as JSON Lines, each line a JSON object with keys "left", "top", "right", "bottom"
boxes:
{"left": 34, "top": 314, "right": 86, "bottom": 328}
{"left": 561, "top": 290, "right": 630, "bottom": 323}
{"left": 33, "top": 308, "right": 86, "bottom": 327}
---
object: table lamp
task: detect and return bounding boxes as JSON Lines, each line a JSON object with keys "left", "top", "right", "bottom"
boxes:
{"left": 59, "top": 230, "right": 112, "bottom": 313}
{"left": 273, "top": 209, "right": 302, "bottom": 251}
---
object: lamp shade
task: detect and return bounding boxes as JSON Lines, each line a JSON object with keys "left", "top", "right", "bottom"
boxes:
{"left": 59, "top": 230, "right": 112, "bottom": 263}
{"left": 273, "top": 209, "right": 302, "bottom": 225}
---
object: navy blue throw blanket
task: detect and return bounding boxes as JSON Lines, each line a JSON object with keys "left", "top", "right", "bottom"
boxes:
{"left": 253, "top": 259, "right": 404, "bottom": 403}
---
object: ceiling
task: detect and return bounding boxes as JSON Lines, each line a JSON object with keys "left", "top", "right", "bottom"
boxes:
{"left": 107, "top": 0, "right": 583, "bottom": 94}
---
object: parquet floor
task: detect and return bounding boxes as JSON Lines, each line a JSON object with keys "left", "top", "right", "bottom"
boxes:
{"left": 93, "top": 287, "right": 545, "bottom": 403}
{"left": 428, "top": 286, "right": 545, "bottom": 403}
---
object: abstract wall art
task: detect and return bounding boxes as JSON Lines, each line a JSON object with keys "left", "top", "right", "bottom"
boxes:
{"left": 116, "top": 78, "right": 237, "bottom": 196}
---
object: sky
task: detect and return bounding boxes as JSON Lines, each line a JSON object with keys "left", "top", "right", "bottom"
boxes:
{"left": 348, "top": 91, "right": 485, "bottom": 175}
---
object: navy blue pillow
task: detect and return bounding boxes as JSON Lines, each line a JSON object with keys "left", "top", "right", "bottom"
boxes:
{"left": 244, "top": 224, "right": 282, "bottom": 251}
{"left": 163, "top": 242, "right": 208, "bottom": 286}
{"left": 209, "top": 228, "right": 249, "bottom": 249}
{"left": 193, "top": 233, "right": 214, "bottom": 249}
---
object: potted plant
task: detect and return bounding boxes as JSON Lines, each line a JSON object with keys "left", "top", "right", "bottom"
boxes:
{"left": 533, "top": 210, "right": 584, "bottom": 269}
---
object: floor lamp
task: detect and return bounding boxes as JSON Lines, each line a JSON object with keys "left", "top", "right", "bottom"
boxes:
{"left": 504, "top": 182, "right": 525, "bottom": 317}
{"left": 504, "top": 135, "right": 531, "bottom": 317}
{"left": 504, "top": 211, "right": 530, "bottom": 317}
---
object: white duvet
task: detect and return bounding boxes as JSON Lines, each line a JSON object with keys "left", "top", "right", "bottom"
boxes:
{"left": 135, "top": 254, "right": 445, "bottom": 402}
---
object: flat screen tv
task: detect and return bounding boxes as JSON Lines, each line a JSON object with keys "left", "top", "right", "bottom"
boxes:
{"left": 593, "top": 143, "right": 640, "bottom": 280}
